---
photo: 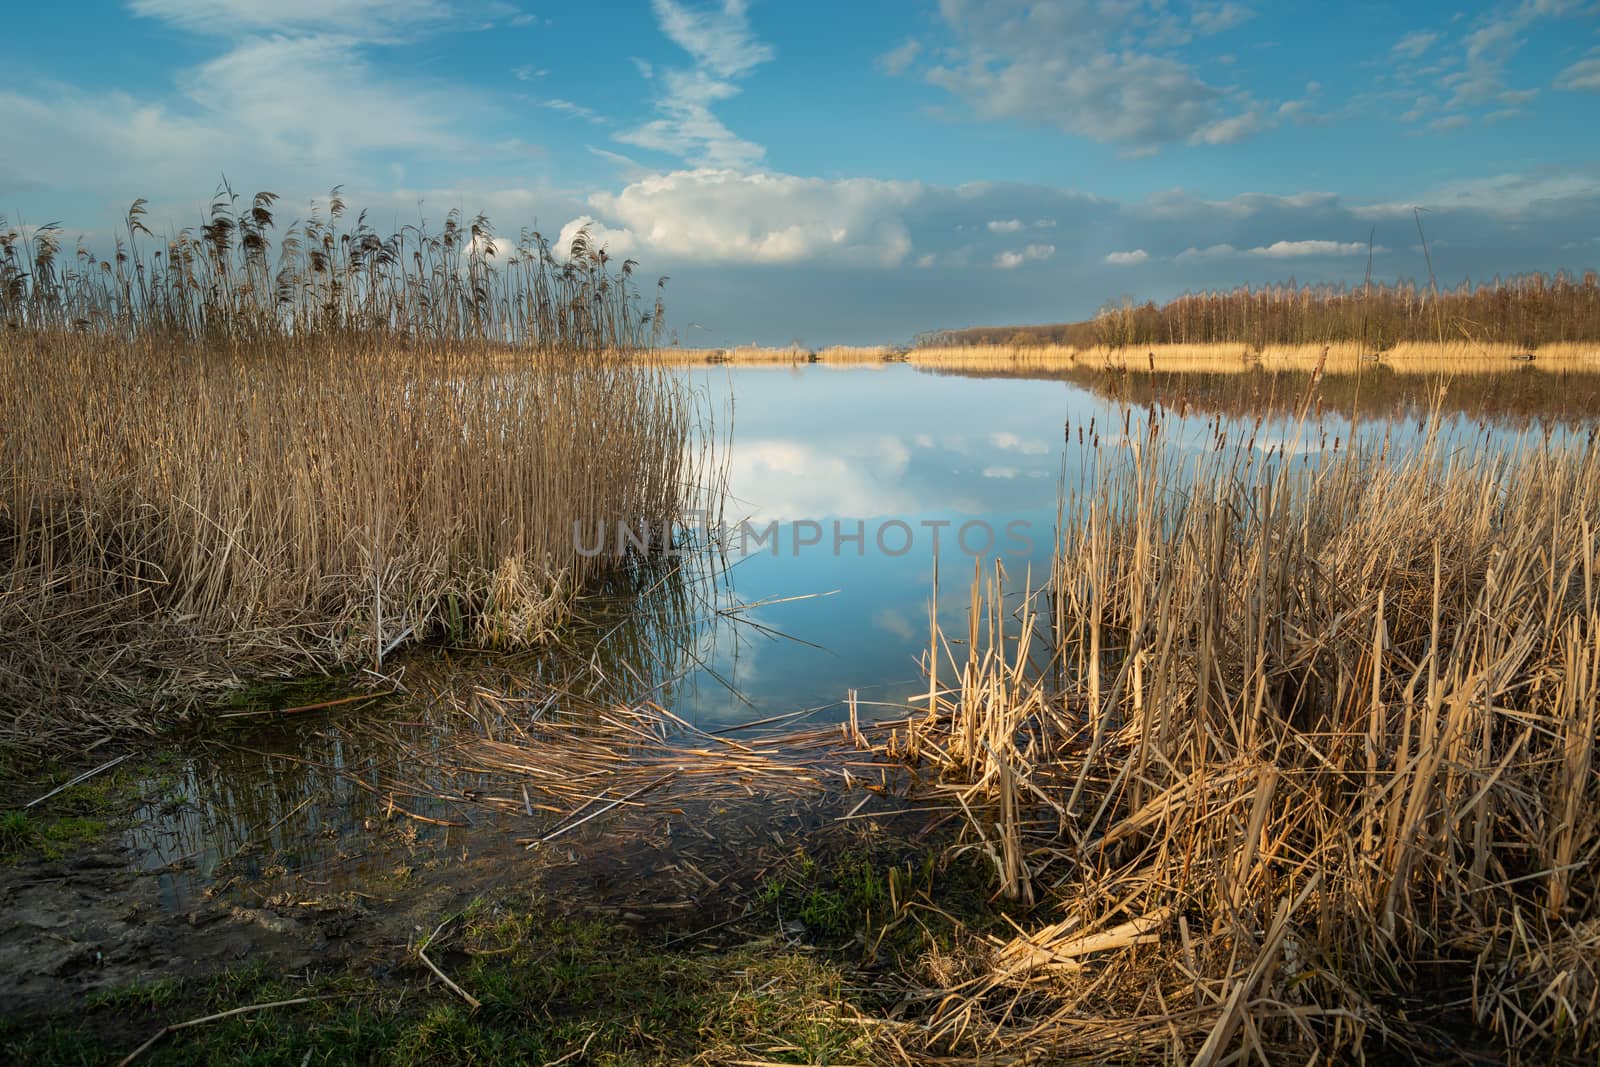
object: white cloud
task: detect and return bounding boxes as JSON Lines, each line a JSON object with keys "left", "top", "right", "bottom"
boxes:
{"left": 924, "top": 0, "right": 1262, "bottom": 149}
{"left": 993, "top": 243, "right": 1055, "bottom": 269}
{"left": 986, "top": 218, "right": 1024, "bottom": 233}
{"left": 1556, "top": 56, "right": 1600, "bottom": 92}
{"left": 1138, "top": 189, "right": 1342, "bottom": 220}
{"left": 0, "top": 32, "right": 494, "bottom": 197}
{"left": 877, "top": 39, "right": 922, "bottom": 76}
{"left": 1175, "top": 239, "right": 1376, "bottom": 261}
{"left": 1191, "top": 111, "right": 1268, "bottom": 144}
{"left": 559, "top": 168, "right": 922, "bottom": 267}
{"left": 1191, "top": 3, "right": 1254, "bottom": 34}
{"left": 619, "top": 1, "right": 773, "bottom": 168}
{"left": 129, "top": 0, "right": 449, "bottom": 37}
{"left": 1105, "top": 249, "right": 1149, "bottom": 265}
{"left": 542, "top": 98, "right": 606, "bottom": 124}
{"left": 650, "top": 0, "right": 771, "bottom": 78}
{"left": 1391, "top": 30, "right": 1438, "bottom": 58}
{"left": 1248, "top": 239, "right": 1375, "bottom": 258}
{"left": 1175, "top": 243, "right": 1238, "bottom": 261}
{"left": 1352, "top": 172, "right": 1600, "bottom": 219}
{"left": 1452, "top": 2, "right": 1559, "bottom": 106}
{"left": 185, "top": 35, "right": 480, "bottom": 162}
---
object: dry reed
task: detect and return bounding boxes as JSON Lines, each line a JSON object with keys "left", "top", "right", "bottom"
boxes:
{"left": 888, "top": 402, "right": 1600, "bottom": 1062}
{"left": 0, "top": 189, "right": 700, "bottom": 748}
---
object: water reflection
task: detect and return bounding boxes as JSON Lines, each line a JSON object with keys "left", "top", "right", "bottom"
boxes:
{"left": 123, "top": 361, "right": 1600, "bottom": 899}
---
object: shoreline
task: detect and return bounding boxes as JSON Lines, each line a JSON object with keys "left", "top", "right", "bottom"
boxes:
{"left": 645, "top": 339, "right": 1600, "bottom": 374}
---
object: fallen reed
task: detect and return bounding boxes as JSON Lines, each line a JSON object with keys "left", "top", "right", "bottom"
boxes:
{"left": 892, "top": 402, "right": 1600, "bottom": 1062}
{"left": 0, "top": 190, "right": 699, "bottom": 748}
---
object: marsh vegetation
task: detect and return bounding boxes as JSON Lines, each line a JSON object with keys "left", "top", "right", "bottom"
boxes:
{"left": 1, "top": 192, "right": 697, "bottom": 749}
{"left": 3, "top": 194, "right": 1599, "bottom": 1065}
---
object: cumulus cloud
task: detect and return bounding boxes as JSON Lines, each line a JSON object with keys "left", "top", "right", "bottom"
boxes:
{"left": 618, "top": 0, "right": 772, "bottom": 167}
{"left": 558, "top": 169, "right": 922, "bottom": 267}
{"left": 1105, "top": 249, "right": 1149, "bottom": 265}
{"left": 994, "top": 243, "right": 1055, "bottom": 269}
{"left": 986, "top": 218, "right": 1024, "bottom": 233}
{"left": 920, "top": 0, "right": 1262, "bottom": 149}
{"left": 1249, "top": 239, "right": 1375, "bottom": 258}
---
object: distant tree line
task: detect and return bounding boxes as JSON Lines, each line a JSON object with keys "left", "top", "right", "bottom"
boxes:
{"left": 918, "top": 271, "right": 1600, "bottom": 351}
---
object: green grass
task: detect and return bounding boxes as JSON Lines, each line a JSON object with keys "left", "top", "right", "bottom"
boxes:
{"left": 2, "top": 894, "right": 882, "bottom": 1066}
{"left": 0, "top": 754, "right": 166, "bottom": 863}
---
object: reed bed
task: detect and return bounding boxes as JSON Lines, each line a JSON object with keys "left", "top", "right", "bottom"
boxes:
{"left": 890, "top": 404, "right": 1600, "bottom": 1062}
{"left": 925, "top": 270, "right": 1600, "bottom": 350}
{"left": 0, "top": 190, "right": 701, "bottom": 749}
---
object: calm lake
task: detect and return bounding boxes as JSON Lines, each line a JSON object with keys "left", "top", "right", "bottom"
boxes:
{"left": 123, "top": 361, "right": 1600, "bottom": 902}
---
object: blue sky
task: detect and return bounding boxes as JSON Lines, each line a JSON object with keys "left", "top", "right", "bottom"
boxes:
{"left": 4, "top": 0, "right": 1599, "bottom": 344}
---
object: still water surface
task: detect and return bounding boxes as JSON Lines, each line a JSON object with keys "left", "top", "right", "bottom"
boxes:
{"left": 124, "top": 362, "right": 1600, "bottom": 900}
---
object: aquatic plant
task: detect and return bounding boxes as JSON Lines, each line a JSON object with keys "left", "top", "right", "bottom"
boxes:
{"left": 894, "top": 401, "right": 1600, "bottom": 1062}
{"left": 0, "top": 188, "right": 699, "bottom": 748}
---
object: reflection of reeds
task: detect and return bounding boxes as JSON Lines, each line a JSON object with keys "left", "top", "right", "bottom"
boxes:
{"left": 647, "top": 340, "right": 1600, "bottom": 376}
{"left": 896, "top": 407, "right": 1600, "bottom": 1061}
{"left": 654, "top": 344, "right": 898, "bottom": 365}
{"left": 929, "top": 359, "right": 1600, "bottom": 427}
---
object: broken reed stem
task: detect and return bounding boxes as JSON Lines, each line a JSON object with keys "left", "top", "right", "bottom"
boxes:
{"left": 417, "top": 919, "right": 481, "bottom": 1011}
{"left": 117, "top": 996, "right": 344, "bottom": 1066}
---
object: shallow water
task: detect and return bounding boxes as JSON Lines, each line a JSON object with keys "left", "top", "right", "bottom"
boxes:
{"left": 120, "top": 362, "right": 1600, "bottom": 899}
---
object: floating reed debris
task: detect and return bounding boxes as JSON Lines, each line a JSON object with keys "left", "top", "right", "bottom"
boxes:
{"left": 394, "top": 699, "right": 907, "bottom": 834}
{"left": 888, "top": 405, "right": 1600, "bottom": 1062}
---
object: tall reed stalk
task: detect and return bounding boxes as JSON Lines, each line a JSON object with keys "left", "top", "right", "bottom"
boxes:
{"left": 0, "top": 189, "right": 699, "bottom": 747}
{"left": 899, "top": 404, "right": 1600, "bottom": 1062}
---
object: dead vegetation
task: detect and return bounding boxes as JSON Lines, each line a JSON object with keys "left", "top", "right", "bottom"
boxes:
{"left": 885, "top": 400, "right": 1600, "bottom": 1062}
{"left": 0, "top": 190, "right": 699, "bottom": 749}
{"left": 361, "top": 385, "right": 1600, "bottom": 1062}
